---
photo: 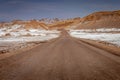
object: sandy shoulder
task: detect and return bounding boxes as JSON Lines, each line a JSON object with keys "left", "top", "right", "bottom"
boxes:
{"left": 79, "top": 38, "right": 120, "bottom": 56}
{"left": 0, "top": 41, "right": 41, "bottom": 60}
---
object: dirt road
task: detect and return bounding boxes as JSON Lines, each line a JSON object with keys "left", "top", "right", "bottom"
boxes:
{"left": 0, "top": 30, "right": 120, "bottom": 80}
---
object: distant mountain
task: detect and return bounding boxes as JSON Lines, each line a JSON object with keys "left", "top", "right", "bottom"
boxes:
{"left": 48, "top": 17, "right": 81, "bottom": 30}
{"left": 39, "top": 18, "right": 60, "bottom": 24}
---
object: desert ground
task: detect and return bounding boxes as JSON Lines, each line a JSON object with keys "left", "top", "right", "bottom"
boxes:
{"left": 0, "top": 10, "right": 120, "bottom": 80}
{"left": 0, "top": 30, "right": 120, "bottom": 80}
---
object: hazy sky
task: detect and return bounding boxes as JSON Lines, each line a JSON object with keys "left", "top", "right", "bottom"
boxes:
{"left": 0, "top": 0, "right": 120, "bottom": 21}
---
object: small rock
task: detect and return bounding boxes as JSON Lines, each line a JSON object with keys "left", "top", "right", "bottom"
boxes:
{"left": 0, "top": 50, "right": 9, "bottom": 54}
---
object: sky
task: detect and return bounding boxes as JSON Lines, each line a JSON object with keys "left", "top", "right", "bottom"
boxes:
{"left": 0, "top": 0, "right": 120, "bottom": 22}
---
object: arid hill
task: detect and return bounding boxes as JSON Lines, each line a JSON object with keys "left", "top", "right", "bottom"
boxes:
{"left": 0, "top": 19, "right": 49, "bottom": 30}
{"left": 75, "top": 10, "right": 120, "bottom": 29}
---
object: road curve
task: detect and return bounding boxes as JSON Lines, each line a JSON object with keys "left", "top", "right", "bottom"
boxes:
{"left": 0, "top": 30, "right": 120, "bottom": 80}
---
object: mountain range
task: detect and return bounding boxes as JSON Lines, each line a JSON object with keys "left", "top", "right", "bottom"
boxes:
{"left": 0, "top": 10, "right": 120, "bottom": 30}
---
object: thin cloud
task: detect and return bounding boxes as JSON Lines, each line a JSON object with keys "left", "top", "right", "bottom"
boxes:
{"left": 0, "top": 0, "right": 120, "bottom": 21}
